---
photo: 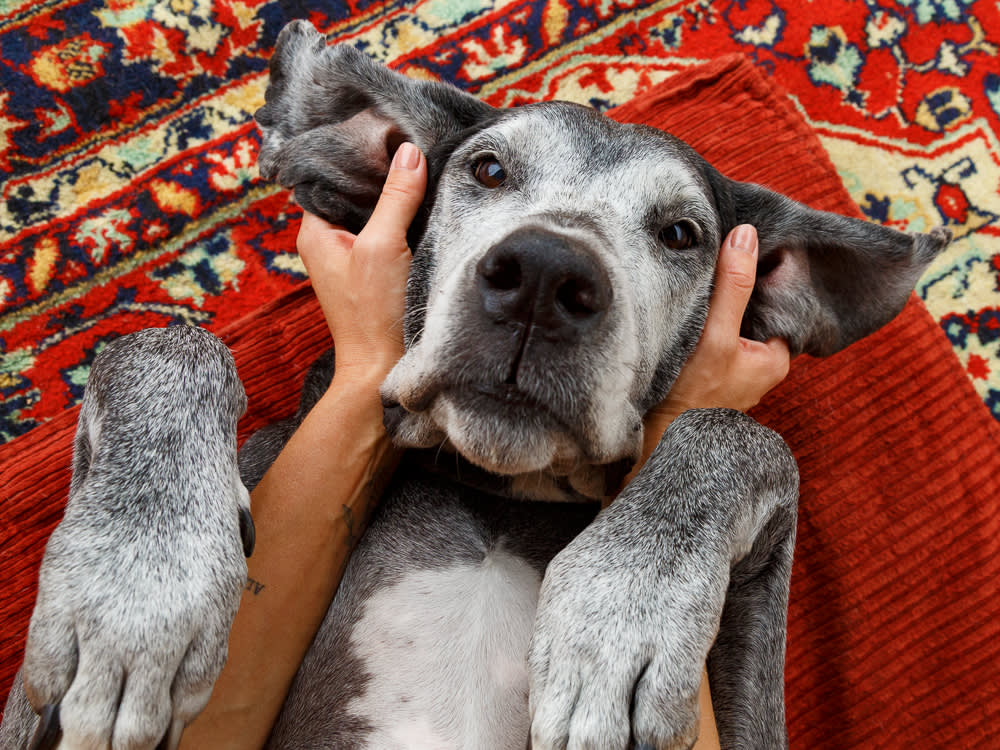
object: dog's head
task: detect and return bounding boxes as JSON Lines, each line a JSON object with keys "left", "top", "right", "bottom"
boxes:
{"left": 257, "top": 21, "right": 949, "bottom": 499}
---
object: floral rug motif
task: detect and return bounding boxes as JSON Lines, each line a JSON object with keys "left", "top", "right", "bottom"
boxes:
{"left": 1, "top": 0, "right": 998, "bottom": 441}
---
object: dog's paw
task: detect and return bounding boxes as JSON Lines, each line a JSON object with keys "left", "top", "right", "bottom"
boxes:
{"left": 527, "top": 517, "right": 719, "bottom": 750}
{"left": 21, "top": 484, "right": 249, "bottom": 750}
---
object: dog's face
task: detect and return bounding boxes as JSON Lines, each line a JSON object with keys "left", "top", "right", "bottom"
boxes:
{"left": 257, "top": 21, "right": 949, "bottom": 498}
{"left": 384, "top": 105, "right": 721, "bottom": 490}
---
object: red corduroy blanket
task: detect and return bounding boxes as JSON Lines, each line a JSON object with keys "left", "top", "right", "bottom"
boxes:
{"left": 1, "top": 56, "right": 998, "bottom": 748}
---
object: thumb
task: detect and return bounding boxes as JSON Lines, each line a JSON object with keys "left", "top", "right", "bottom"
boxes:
{"left": 706, "top": 224, "right": 759, "bottom": 341}
{"left": 359, "top": 142, "right": 427, "bottom": 250}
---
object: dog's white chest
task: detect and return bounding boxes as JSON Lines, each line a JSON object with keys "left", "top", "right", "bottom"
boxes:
{"left": 346, "top": 548, "right": 540, "bottom": 749}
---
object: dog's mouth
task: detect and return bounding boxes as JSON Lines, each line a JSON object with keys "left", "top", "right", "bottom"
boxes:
{"left": 383, "top": 377, "right": 643, "bottom": 499}
{"left": 465, "top": 383, "right": 571, "bottom": 429}
{"left": 383, "top": 377, "right": 594, "bottom": 476}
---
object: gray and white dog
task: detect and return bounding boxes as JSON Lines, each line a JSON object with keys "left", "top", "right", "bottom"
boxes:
{"left": 2, "top": 19, "right": 951, "bottom": 750}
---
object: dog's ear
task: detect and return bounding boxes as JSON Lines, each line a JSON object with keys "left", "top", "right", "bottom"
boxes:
{"left": 255, "top": 20, "right": 497, "bottom": 233}
{"left": 716, "top": 179, "right": 951, "bottom": 356}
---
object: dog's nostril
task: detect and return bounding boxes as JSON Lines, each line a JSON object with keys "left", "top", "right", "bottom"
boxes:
{"left": 477, "top": 230, "right": 611, "bottom": 336}
{"left": 556, "top": 278, "right": 601, "bottom": 318}
{"left": 481, "top": 254, "right": 522, "bottom": 291}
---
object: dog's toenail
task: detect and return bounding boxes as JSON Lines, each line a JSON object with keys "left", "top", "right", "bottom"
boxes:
{"left": 28, "top": 703, "right": 61, "bottom": 750}
{"left": 239, "top": 506, "right": 256, "bottom": 558}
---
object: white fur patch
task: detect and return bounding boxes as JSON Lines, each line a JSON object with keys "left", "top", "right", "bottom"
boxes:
{"left": 347, "top": 550, "right": 541, "bottom": 749}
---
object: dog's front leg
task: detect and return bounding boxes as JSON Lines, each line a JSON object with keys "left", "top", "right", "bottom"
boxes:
{"left": 4, "top": 327, "right": 252, "bottom": 750}
{"left": 528, "top": 409, "right": 798, "bottom": 750}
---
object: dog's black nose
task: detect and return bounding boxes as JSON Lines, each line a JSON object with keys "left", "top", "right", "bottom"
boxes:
{"left": 477, "top": 228, "right": 612, "bottom": 339}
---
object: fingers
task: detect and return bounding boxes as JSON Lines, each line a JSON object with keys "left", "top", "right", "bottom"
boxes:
{"left": 703, "top": 224, "right": 758, "bottom": 348}
{"left": 295, "top": 143, "right": 426, "bottom": 377}
{"left": 297, "top": 142, "right": 428, "bottom": 259}
{"left": 643, "top": 224, "right": 792, "bottom": 440}
{"left": 707, "top": 225, "right": 790, "bottom": 382}
{"left": 362, "top": 142, "right": 427, "bottom": 251}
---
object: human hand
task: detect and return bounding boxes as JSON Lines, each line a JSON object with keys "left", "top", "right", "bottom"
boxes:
{"left": 662, "top": 224, "right": 790, "bottom": 415}
{"left": 295, "top": 142, "right": 427, "bottom": 384}
{"left": 629, "top": 225, "right": 790, "bottom": 479}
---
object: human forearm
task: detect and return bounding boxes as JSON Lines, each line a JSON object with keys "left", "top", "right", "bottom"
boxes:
{"left": 179, "top": 373, "right": 398, "bottom": 749}
{"left": 180, "top": 146, "right": 426, "bottom": 748}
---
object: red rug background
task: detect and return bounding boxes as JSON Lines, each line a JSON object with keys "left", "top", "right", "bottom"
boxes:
{"left": 3, "top": 54, "right": 999, "bottom": 748}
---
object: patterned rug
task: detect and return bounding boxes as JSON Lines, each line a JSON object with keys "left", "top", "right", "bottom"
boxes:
{"left": 1, "top": 0, "right": 998, "bottom": 441}
{"left": 4, "top": 58, "right": 999, "bottom": 747}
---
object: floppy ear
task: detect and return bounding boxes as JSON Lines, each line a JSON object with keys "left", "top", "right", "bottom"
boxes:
{"left": 719, "top": 179, "right": 951, "bottom": 357}
{"left": 255, "top": 20, "right": 497, "bottom": 233}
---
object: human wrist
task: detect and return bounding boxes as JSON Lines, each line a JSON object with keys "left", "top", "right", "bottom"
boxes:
{"left": 327, "top": 357, "right": 397, "bottom": 398}
{"left": 317, "top": 374, "right": 401, "bottom": 541}
{"left": 318, "top": 367, "right": 402, "bottom": 464}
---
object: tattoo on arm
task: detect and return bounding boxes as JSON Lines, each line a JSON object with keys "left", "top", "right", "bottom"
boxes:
{"left": 342, "top": 460, "right": 397, "bottom": 547}
{"left": 245, "top": 577, "right": 266, "bottom": 596}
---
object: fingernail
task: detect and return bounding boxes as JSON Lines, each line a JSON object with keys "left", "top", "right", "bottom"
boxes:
{"left": 728, "top": 224, "right": 757, "bottom": 255}
{"left": 392, "top": 142, "right": 420, "bottom": 171}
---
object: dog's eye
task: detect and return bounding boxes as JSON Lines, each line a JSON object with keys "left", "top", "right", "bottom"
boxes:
{"left": 659, "top": 222, "right": 694, "bottom": 250}
{"left": 472, "top": 158, "right": 506, "bottom": 188}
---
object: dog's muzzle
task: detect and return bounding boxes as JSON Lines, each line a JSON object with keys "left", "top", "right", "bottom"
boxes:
{"left": 380, "top": 225, "right": 634, "bottom": 479}
{"left": 476, "top": 227, "right": 612, "bottom": 353}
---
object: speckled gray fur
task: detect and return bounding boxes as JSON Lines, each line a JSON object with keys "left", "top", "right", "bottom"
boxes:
{"left": 1, "top": 327, "right": 249, "bottom": 750}
{"left": 1, "top": 19, "right": 950, "bottom": 750}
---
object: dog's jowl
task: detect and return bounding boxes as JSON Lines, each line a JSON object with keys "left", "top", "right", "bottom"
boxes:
{"left": 1, "top": 20, "right": 950, "bottom": 750}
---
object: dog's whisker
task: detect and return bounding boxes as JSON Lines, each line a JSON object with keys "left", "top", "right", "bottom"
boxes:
{"left": 433, "top": 436, "right": 450, "bottom": 467}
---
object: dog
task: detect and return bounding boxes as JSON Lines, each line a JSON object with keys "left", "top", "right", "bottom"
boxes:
{"left": 1, "top": 19, "right": 950, "bottom": 750}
